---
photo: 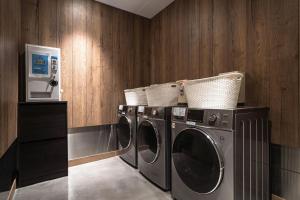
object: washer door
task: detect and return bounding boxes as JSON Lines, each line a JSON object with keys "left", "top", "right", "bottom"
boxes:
{"left": 172, "top": 128, "right": 224, "bottom": 194}
{"left": 116, "top": 115, "right": 132, "bottom": 150}
{"left": 138, "top": 120, "right": 160, "bottom": 164}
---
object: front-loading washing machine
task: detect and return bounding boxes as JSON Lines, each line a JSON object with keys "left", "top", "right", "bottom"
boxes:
{"left": 171, "top": 107, "right": 269, "bottom": 200}
{"left": 116, "top": 105, "right": 138, "bottom": 168}
{"left": 137, "top": 106, "right": 172, "bottom": 191}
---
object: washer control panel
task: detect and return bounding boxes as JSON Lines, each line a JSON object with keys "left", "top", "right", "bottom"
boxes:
{"left": 137, "top": 106, "right": 165, "bottom": 119}
{"left": 172, "top": 107, "right": 234, "bottom": 130}
{"left": 118, "top": 105, "right": 136, "bottom": 116}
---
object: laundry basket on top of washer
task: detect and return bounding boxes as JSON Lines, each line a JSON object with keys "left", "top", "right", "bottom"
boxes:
{"left": 124, "top": 87, "right": 148, "bottom": 106}
{"left": 184, "top": 72, "right": 244, "bottom": 109}
{"left": 146, "top": 82, "right": 180, "bottom": 107}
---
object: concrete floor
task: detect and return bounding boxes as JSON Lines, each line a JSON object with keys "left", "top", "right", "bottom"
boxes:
{"left": 14, "top": 157, "right": 172, "bottom": 200}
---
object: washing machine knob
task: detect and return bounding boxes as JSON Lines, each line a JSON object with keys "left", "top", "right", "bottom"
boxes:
{"left": 49, "top": 79, "right": 58, "bottom": 87}
{"left": 208, "top": 114, "right": 218, "bottom": 125}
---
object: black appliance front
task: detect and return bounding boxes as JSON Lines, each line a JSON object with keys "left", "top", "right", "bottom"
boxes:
{"left": 138, "top": 120, "right": 160, "bottom": 164}
{"left": 171, "top": 107, "right": 270, "bottom": 200}
{"left": 116, "top": 105, "right": 137, "bottom": 168}
{"left": 172, "top": 128, "right": 224, "bottom": 194}
{"left": 137, "top": 107, "right": 172, "bottom": 191}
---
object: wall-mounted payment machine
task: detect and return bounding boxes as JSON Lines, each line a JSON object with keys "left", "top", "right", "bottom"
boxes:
{"left": 25, "top": 44, "right": 61, "bottom": 101}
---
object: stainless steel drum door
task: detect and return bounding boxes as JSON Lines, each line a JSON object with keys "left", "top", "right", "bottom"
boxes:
{"left": 138, "top": 120, "right": 160, "bottom": 164}
{"left": 172, "top": 128, "right": 224, "bottom": 194}
{"left": 116, "top": 115, "right": 132, "bottom": 150}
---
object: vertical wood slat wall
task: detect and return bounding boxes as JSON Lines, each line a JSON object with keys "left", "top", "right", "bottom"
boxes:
{"left": 150, "top": 0, "right": 300, "bottom": 147}
{"left": 20, "top": 0, "right": 300, "bottom": 148}
{"left": 20, "top": 0, "right": 151, "bottom": 128}
{"left": 0, "top": 0, "right": 20, "bottom": 157}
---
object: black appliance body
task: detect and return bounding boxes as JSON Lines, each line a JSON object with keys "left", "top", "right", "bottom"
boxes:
{"left": 171, "top": 107, "right": 269, "bottom": 200}
{"left": 137, "top": 106, "right": 172, "bottom": 191}
{"left": 117, "top": 105, "right": 138, "bottom": 168}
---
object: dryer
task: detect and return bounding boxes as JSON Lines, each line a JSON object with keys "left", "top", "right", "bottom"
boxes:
{"left": 116, "top": 105, "right": 138, "bottom": 168}
{"left": 137, "top": 106, "right": 172, "bottom": 191}
{"left": 171, "top": 107, "right": 269, "bottom": 200}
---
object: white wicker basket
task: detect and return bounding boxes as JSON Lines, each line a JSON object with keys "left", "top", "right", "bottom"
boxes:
{"left": 124, "top": 87, "right": 148, "bottom": 106}
{"left": 219, "top": 71, "right": 245, "bottom": 104}
{"left": 176, "top": 80, "right": 188, "bottom": 104}
{"left": 184, "top": 72, "right": 244, "bottom": 109}
{"left": 146, "top": 82, "right": 180, "bottom": 107}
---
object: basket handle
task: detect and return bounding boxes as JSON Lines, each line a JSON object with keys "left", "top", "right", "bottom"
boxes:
{"left": 236, "top": 74, "right": 243, "bottom": 81}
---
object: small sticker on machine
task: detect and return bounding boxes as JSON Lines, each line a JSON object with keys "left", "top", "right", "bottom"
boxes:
{"left": 119, "top": 105, "right": 124, "bottom": 111}
{"left": 186, "top": 121, "right": 196, "bottom": 126}
{"left": 138, "top": 106, "right": 145, "bottom": 113}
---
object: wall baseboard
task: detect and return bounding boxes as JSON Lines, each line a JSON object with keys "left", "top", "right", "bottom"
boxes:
{"left": 7, "top": 179, "right": 16, "bottom": 200}
{"left": 272, "top": 194, "right": 286, "bottom": 200}
{"left": 68, "top": 150, "right": 121, "bottom": 167}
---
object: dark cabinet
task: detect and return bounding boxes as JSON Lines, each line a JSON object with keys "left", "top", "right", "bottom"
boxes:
{"left": 18, "top": 102, "right": 68, "bottom": 187}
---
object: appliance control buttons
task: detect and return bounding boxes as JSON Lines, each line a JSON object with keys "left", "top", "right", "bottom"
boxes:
{"left": 172, "top": 123, "right": 176, "bottom": 129}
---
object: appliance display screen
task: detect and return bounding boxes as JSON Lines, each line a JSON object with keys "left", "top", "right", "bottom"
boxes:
{"left": 32, "top": 54, "right": 49, "bottom": 75}
{"left": 187, "top": 110, "right": 204, "bottom": 123}
{"left": 173, "top": 107, "right": 186, "bottom": 117}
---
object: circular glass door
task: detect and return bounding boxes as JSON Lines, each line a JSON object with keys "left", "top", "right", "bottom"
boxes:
{"left": 116, "top": 116, "right": 131, "bottom": 149}
{"left": 172, "top": 128, "right": 223, "bottom": 194}
{"left": 138, "top": 120, "right": 160, "bottom": 163}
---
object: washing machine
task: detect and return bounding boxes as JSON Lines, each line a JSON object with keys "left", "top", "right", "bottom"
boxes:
{"left": 137, "top": 106, "right": 172, "bottom": 191}
{"left": 171, "top": 107, "right": 269, "bottom": 200}
{"left": 116, "top": 105, "right": 138, "bottom": 168}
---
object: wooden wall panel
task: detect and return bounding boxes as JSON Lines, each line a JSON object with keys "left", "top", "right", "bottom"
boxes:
{"left": 213, "top": 0, "right": 233, "bottom": 74}
{"left": 57, "top": 0, "right": 73, "bottom": 128}
{"left": 0, "top": 0, "right": 20, "bottom": 157}
{"left": 99, "top": 5, "right": 114, "bottom": 125}
{"left": 38, "top": 0, "right": 58, "bottom": 47}
{"left": 150, "top": 0, "right": 214, "bottom": 84}
{"left": 150, "top": 0, "right": 300, "bottom": 147}
{"left": 245, "top": 0, "right": 269, "bottom": 107}
{"left": 86, "top": 1, "right": 101, "bottom": 126}
{"left": 72, "top": 0, "right": 87, "bottom": 127}
{"left": 20, "top": 0, "right": 38, "bottom": 53}
{"left": 21, "top": 0, "right": 151, "bottom": 128}
{"left": 269, "top": 0, "right": 299, "bottom": 147}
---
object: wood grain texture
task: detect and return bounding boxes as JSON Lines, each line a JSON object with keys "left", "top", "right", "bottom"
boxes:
{"left": 0, "top": 0, "right": 20, "bottom": 157}
{"left": 269, "top": 0, "right": 299, "bottom": 147}
{"left": 21, "top": 0, "right": 151, "bottom": 128}
{"left": 99, "top": 4, "right": 114, "bottom": 124}
{"left": 57, "top": 0, "right": 73, "bottom": 128}
{"left": 150, "top": 0, "right": 300, "bottom": 147}
{"left": 86, "top": 1, "right": 101, "bottom": 126}
{"left": 72, "top": 0, "right": 87, "bottom": 127}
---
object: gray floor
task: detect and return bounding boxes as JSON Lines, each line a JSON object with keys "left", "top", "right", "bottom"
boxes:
{"left": 14, "top": 157, "right": 172, "bottom": 200}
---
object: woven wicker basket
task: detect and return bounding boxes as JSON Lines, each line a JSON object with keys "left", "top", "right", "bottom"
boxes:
{"left": 176, "top": 80, "right": 188, "bottom": 104}
{"left": 146, "top": 82, "right": 180, "bottom": 107}
{"left": 184, "top": 72, "right": 244, "bottom": 109}
{"left": 124, "top": 87, "right": 148, "bottom": 106}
